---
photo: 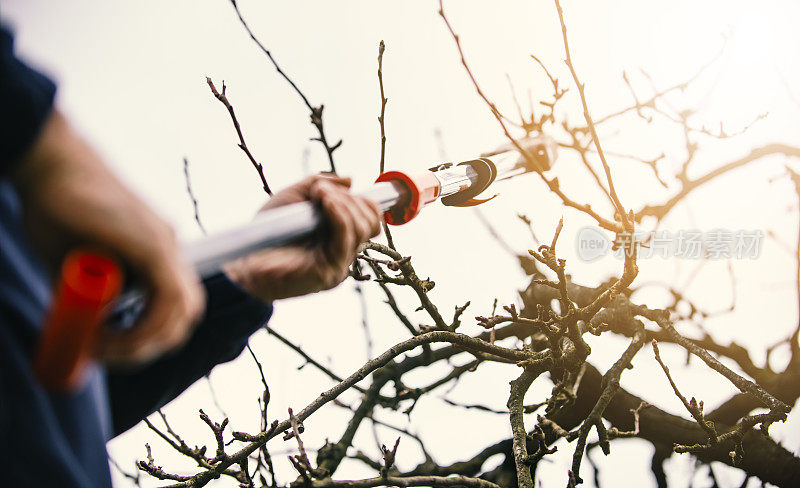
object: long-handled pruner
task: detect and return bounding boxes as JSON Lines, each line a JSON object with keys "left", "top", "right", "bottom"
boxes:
{"left": 34, "top": 135, "right": 557, "bottom": 391}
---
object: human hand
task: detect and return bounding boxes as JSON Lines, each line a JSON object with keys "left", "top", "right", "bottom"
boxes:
{"left": 223, "top": 174, "right": 381, "bottom": 302}
{"left": 11, "top": 111, "right": 205, "bottom": 365}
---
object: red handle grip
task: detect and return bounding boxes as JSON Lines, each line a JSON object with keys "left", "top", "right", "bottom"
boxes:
{"left": 34, "top": 250, "right": 123, "bottom": 392}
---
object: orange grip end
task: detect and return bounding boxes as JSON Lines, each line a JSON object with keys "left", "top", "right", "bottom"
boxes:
{"left": 34, "top": 250, "right": 123, "bottom": 392}
{"left": 376, "top": 170, "right": 440, "bottom": 225}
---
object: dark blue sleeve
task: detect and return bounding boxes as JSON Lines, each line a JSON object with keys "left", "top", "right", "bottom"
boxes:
{"left": 0, "top": 24, "right": 56, "bottom": 170}
{"left": 107, "top": 273, "right": 272, "bottom": 436}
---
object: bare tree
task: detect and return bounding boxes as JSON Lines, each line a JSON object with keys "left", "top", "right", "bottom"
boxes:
{"left": 126, "top": 2, "right": 800, "bottom": 487}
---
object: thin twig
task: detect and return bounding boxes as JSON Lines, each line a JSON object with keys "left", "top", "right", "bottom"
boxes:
{"left": 652, "top": 340, "right": 717, "bottom": 442}
{"left": 228, "top": 0, "right": 340, "bottom": 173}
{"left": 182, "top": 157, "right": 206, "bottom": 234}
{"left": 206, "top": 78, "right": 271, "bottom": 195}
{"left": 376, "top": 40, "right": 395, "bottom": 249}
{"left": 554, "top": 0, "right": 629, "bottom": 230}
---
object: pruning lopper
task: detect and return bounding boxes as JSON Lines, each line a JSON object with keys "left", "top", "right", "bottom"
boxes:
{"left": 33, "top": 135, "right": 557, "bottom": 391}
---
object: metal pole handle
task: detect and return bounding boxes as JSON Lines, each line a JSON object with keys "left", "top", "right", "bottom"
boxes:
{"left": 188, "top": 180, "right": 406, "bottom": 278}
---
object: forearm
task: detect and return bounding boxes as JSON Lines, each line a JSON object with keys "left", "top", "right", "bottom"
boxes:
{"left": 11, "top": 110, "right": 107, "bottom": 200}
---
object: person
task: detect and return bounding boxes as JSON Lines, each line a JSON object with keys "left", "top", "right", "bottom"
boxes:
{"left": 0, "top": 23, "right": 381, "bottom": 487}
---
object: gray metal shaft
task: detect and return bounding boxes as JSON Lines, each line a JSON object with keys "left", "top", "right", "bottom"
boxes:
{"left": 434, "top": 164, "right": 480, "bottom": 197}
{"left": 109, "top": 180, "right": 407, "bottom": 327}
{"left": 187, "top": 180, "right": 406, "bottom": 278}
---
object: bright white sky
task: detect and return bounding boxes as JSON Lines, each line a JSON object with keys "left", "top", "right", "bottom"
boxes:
{"left": 3, "top": 1, "right": 800, "bottom": 487}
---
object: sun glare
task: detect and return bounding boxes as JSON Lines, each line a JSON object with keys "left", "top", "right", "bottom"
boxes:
{"left": 704, "top": 3, "right": 788, "bottom": 127}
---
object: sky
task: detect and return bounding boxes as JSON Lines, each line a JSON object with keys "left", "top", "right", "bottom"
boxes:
{"left": 3, "top": 1, "right": 800, "bottom": 487}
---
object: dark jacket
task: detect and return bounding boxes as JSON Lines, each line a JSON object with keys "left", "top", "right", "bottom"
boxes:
{"left": 0, "top": 24, "right": 273, "bottom": 487}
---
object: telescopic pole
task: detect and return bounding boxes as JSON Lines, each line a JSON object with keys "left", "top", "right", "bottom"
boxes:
{"left": 34, "top": 135, "right": 557, "bottom": 391}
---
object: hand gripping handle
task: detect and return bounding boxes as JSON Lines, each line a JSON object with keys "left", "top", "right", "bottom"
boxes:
{"left": 31, "top": 181, "right": 408, "bottom": 391}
